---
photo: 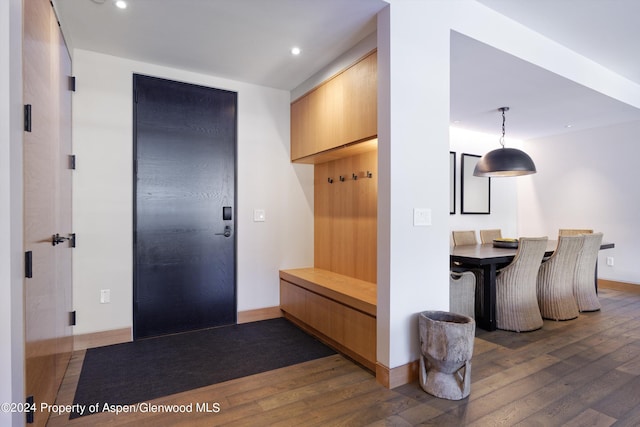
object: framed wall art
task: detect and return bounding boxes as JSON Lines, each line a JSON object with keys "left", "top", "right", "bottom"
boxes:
{"left": 461, "top": 153, "right": 490, "bottom": 214}
{"left": 450, "top": 151, "right": 456, "bottom": 214}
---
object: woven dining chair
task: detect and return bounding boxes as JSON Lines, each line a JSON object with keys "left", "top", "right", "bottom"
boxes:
{"left": 537, "top": 235, "right": 584, "bottom": 321}
{"left": 496, "top": 237, "right": 548, "bottom": 332}
{"left": 452, "top": 230, "right": 477, "bottom": 246}
{"left": 451, "top": 230, "right": 483, "bottom": 317}
{"left": 480, "top": 229, "right": 502, "bottom": 244}
{"left": 573, "top": 232, "right": 604, "bottom": 312}
{"left": 558, "top": 228, "right": 593, "bottom": 236}
{"left": 449, "top": 271, "right": 475, "bottom": 319}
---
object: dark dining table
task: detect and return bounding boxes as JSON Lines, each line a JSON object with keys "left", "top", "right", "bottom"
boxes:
{"left": 450, "top": 240, "right": 615, "bottom": 331}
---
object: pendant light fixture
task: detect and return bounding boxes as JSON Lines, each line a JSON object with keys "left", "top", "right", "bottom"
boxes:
{"left": 473, "top": 107, "right": 536, "bottom": 177}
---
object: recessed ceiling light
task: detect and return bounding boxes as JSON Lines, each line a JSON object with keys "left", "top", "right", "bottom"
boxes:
{"left": 115, "top": 0, "right": 127, "bottom": 9}
{"left": 290, "top": 47, "right": 301, "bottom": 56}
{"left": 565, "top": 124, "right": 573, "bottom": 128}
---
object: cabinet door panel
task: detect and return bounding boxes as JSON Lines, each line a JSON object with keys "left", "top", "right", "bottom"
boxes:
{"left": 280, "top": 280, "right": 306, "bottom": 319}
{"left": 305, "top": 290, "right": 332, "bottom": 336}
{"left": 315, "top": 75, "right": 344, "bottom": 154}
{"left": 343, "top": 52, "right": 377, "bottom": 144}
{"left": 291, "top": 93, "right": 319, "bottom": 160}
{"left": 328, "top": 300, "right": 376, "bottom": 362}
{"left": 290, "top": 50, "right": 377, "bottom": 161}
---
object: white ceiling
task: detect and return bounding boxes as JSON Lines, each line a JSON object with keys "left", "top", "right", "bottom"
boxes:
{"left": 468, "top": 0, "right": 640, "bottom": 140}
{"left": 52, "top": 0, "right": 386, "bottom": 90}
{"left": 52, "top": 0, "right": 640, "bottom": 141}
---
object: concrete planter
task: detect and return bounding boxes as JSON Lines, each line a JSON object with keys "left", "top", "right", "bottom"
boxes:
{"left": 418, "top": 310, "right": 475, "bottom": 400}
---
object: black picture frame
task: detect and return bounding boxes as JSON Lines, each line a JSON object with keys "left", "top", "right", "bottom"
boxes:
{"left": 461, "top": 153, "right": 490, "bottom": 214}
{"left": 450, "top": 151, "right": 456, "bottom": 214}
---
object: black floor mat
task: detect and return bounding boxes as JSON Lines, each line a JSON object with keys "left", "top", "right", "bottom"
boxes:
{"left": 70, "top": 318, "right": 335, "bottom": 419}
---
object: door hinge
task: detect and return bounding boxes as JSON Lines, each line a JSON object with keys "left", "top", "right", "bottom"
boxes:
{"left": 69, "top": 76, "right": 76, "bottom": 92}
{"left": 26, "top": 395, "right": 35, "bottom": 424}
{"left": 69, "top": 154, "right": 76, "bottom": 170}
{"left": 24, "top": 104, "right": 32, "bottom": 132}
{"left": 69, "top": 310, "right": 77, "bottom": 326}
{"left": 25, "top": 251, "right": 33, "bottom": 278}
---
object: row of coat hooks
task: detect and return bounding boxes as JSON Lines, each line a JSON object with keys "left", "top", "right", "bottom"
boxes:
{"left": 327, "top": 171, "right": 374, "bottom": 183}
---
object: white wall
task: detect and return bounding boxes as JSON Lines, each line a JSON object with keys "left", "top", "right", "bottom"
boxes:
{"left": 377, "top": 0, "right": 640, "bottom": 370}
{"left": 519, "top": 120, "right": 640, "bottom": 285}
{"left": 378, "top": 3, "right": 451, "bottom": 369}
{"left": 72, "top": 49, "right": 313, "bottom": 335}
{"left": 0, "top": 0, "right": 25, "bottom": 424}
{"left": 449, "top": 127, "right": 519, "bottom": 241}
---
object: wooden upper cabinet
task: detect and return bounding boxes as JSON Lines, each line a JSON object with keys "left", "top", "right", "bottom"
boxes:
{"left": 291, "top": 50, "right": 377, "bottom": 162}
{"left": 342, "top": 52, "right": 377, "bottom": 145}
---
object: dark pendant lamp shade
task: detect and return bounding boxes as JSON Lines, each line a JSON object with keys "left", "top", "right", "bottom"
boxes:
{"left": 474, "top": 147, "right": 536, "bottom": 177}
{"left": 473, "top": 106, "right": 536, "bottom": 177}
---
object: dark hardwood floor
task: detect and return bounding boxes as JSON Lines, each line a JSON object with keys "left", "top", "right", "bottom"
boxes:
{"left": 48, "top": 284, "right": 640, "bottom": 426}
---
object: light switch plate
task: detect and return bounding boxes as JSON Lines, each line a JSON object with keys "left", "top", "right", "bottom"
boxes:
{"left": 100, "top": 289, "right": 110, "bottom": 304}
{"left": 413, "top": 208, "right": 431, "bottom": 226}
{"left": 253, "top": 209, "right": 266, "bottom": 222}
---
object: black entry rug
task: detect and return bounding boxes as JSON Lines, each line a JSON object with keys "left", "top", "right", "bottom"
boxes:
{"left": 70, "top": 318, "right": 335, "bottom": 419}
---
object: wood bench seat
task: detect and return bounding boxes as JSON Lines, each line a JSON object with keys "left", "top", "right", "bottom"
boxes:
{"left": 279, "top": 268, "right": 377, "bottom": 371}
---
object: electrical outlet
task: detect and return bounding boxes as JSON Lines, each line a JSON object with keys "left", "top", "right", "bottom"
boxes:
{"left": 100, "top": 289, "right": 111, "bottom": 304}
{"left": 606, "top": 257, "right": 614, "bottom": 267}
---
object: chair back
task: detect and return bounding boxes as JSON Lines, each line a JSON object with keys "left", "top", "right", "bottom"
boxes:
{"left": 495, "top": 236, "right": 548, "bottom": 332}
{"left": 449, "top": 271, "right": 475, "bottom": 319}
{"left": 537, "top": 235, "right": 584, "bottom": 320}
{"left": 573, "top": 232, "right": 604, "bottom": 311}
{"left": 452, "top": 230, "right": 477, "bottom": 246}
{"left": 559, "top": 228, "right": 593, "bottom": 236}
{"left": 501, "top": 237, "right": 548, "bottom": 281}
{"left": 480, "top": 229, "right": 502, "bottom": 244}
{"left": 575, "top": 232, "right": 603, "bottom": 282}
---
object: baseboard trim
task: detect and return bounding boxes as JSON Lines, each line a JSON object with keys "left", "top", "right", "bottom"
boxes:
{"left": 73, "top": 327, "right": 132, "bottom": 351}
{"left": 599, "top": 279, "right": 640, "bottom": 293}
{"left": 237, "top": 306, "right": 283, "bottom": 324}
{"left": 376, "top": 360, "right": 419, "bottom": 389}
{"left": 73, "top": 308, "right": 282, "bottom": 351}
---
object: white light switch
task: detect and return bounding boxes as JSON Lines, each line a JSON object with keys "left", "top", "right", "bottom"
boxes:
{"left": 253, "top": 209, "right": 266, "bottom": 222}
{"left": 100, "top": 289, "right": 110, "bottom": 304}
{"left": 413, "top": 208, "right": 432, "bottom": 226}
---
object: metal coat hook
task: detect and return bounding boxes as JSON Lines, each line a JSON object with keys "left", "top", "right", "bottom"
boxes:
{"left": 328, "top": 177, "right": 333, "bottom": 184}
{"left": 352, "top": 173, "right": 358, "bottom": 180}
{"left": 366, "top": 171, "right": 373, "bottom": 178}
{"left": 339, "top": 175, "right": 345, "bottom": 182}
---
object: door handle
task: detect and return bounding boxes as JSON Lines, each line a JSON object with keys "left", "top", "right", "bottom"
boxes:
{"left": 52, "top": 234, "right": 66, "bottom": 245}
{"left": 215, "top": 225, "right": 232, "bottom": 237}
{"left": 52, "top": 233, "right": 75, "bottom": 247}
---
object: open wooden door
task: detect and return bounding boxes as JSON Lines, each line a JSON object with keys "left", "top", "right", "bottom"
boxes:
{"left": 23, "top": 0, "right": 73, "bottom": 425}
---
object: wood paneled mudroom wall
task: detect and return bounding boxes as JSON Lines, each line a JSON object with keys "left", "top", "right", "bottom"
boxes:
{"left": 314, "top": 150, "right": 377, "bottom": 283}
